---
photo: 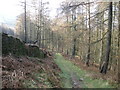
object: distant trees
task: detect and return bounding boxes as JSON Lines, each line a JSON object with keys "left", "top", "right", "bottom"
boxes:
{"left": 16, "top": 0, "right": 51, "bottom": 49}
{"left": 15, "top": 13, "right": 35, "bottom": 42}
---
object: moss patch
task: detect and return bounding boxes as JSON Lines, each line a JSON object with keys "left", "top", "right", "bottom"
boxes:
{"left": 2, "top": 33, "right": 45, "bottom": 58}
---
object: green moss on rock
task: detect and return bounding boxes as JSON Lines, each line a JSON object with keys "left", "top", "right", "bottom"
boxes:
{"left": 27, "top": 45, "right": 45, "bottom": 58}
{"left": 2, "top": 33, "right": 45, "bottom": 58}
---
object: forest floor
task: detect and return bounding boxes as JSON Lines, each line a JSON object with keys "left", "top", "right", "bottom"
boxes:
{"left": 62, "top": 54, "right": 119, "bottom": 88}
{"left": 2, "top": 55, "right": 62, "bottom": 88}
{"left": 2, "top": 53, "right": 118, "bottom": 88}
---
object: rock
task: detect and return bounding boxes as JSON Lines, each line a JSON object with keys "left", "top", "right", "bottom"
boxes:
{"left": 79, "top": 78, "right": 84, "bottom": 81}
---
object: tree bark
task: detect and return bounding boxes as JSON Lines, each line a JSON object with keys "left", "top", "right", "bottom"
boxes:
{"left": 72, "top": 10, "right": 77, "bottom": 57}
{"left": 99, "top": 12, "right": 104, "bottom": 70}
{"left": 24, "top": 0, "right": 27, "bottom": 42}
{"left": 86, "top": 2, "right": 91, "bottom": 66}
{"left": 100, "top": 2, "right": 112, "bottom": 74}
{"left": 118, "top": 1, "right": 120, "bottom": 83}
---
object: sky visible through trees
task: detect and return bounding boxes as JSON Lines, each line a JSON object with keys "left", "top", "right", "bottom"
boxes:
{"left": 0, "top": 0, "right": 64, "bottom": 28}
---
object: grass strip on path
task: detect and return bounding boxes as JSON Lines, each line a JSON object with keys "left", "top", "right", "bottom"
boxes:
{"left": 54, "top": 53, "right": 114, "bottom": 88}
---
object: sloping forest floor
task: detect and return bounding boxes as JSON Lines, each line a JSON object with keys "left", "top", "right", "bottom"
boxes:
{"left": 2, "top": 55, "right": 62, "bottom": 88}
{"left": 2, "top": 53, "right": 118, "bottom": 88}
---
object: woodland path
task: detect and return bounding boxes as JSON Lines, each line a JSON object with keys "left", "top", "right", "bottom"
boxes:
{"left": 71, "top": 72, "right": 84, "bottom": 88}
{"left": 54, "top": 53, "right": 114, "bottom": 88}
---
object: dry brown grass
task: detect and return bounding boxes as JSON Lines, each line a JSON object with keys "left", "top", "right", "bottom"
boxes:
{"left": 2, "top": 55, "right": 61, "bottom": 88}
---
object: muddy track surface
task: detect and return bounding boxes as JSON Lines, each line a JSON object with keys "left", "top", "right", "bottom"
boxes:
{"left": 71, "top": 72, "right": 84, "bottom": 88}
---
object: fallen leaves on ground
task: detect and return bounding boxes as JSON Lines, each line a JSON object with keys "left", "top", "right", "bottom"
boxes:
{"left": 2, "top": 55, "right": 62, "bottom": 88}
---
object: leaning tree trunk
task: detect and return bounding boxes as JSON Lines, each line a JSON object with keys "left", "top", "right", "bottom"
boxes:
{"left": 100, "top": 2, "right": 112, "bottom": 74}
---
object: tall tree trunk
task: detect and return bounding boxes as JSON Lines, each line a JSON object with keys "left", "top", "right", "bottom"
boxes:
{"left": 72, "top": 38, "right": 76, "bottom": 56}
{"left": 48, "top": 29, "right": 51, "bottom": 49}
{"left": 100, "top": 2, "right": 112, "bottom": 74}
{"left": 99, "top": 12, "right": 104, "bottom": 70}
{"left": 24, "top": 0, "right": 27, "bottom": 42}
{"left": 72, "top": 10, "right": 77, "bottom": 57}
{"left": 118, "top": 1, "right": 120, "bottom": 83}
{"left": 86, "top": 3, "right": 91, "bottom": 66}
{"left": 38, "top": 0, "right": 42, "bottom": 47}
{"left": 108, "top": 3, "right": 116, "bottom": 71}
{"left": 30, "top": 17, "right": 32, "bottom": 44}
{"left": 66, "top": 14, "right": 69, "bottom": 55}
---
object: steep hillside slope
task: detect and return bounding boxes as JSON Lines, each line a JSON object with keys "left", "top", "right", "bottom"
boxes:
{"left": 2, "top": 55, "right": 62, "bottom": 88}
